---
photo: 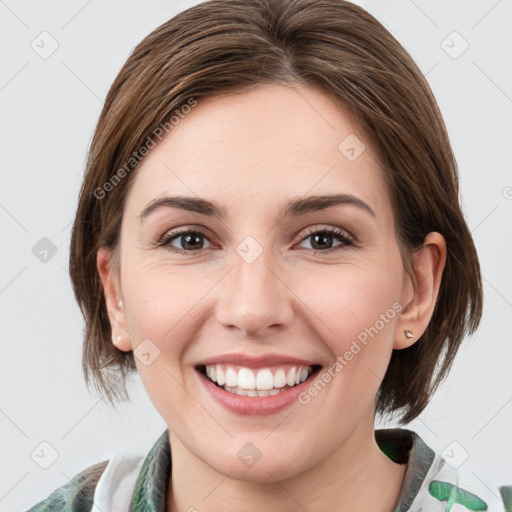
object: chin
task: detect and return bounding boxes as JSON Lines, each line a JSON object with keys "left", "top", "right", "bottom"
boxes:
{"left": 201, "top": 441, "right": 313, "bottom": 484}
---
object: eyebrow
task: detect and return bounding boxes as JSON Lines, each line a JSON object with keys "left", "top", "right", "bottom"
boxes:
{"left": 138, "top": 193, "right": 376, "bottom": 222}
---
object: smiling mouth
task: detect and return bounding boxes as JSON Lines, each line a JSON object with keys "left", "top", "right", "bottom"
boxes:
{"left": 197, "top": 364, "right": 322, "bottom": 397}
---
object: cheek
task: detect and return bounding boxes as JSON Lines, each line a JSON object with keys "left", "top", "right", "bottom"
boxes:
{"left": 121, "top": 256, "right": 208, "bottom": 355}
{"left": 293, "top": 260, "right": 401, "bottom": 383}
{"left": 301, "top": 261, "right": 399, "bottom": 333}
{"left": 120, "top": 258, "right": 209, "bottom": 422}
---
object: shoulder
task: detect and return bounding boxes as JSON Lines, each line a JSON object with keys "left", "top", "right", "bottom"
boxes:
{"left": 401, "top": 429, "right": 512, "bottom": 511}
{"left": 25, "top": 459, "right": 109, "bottom": 512}
{"left": 376, "top": 428, "right": 512, "bottom": 511}
{"left": 421, "top": 465, "right": 512, "bottom": 511}
{"left": 25, "top": 429, "right": 170, "bottom": 512}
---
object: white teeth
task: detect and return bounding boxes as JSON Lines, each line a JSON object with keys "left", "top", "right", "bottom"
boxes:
{"left": 225, "top": 367, "right": 238, "bottom": 387}
{"left": 238, "top": 368, "right": 256, "bottom": 390}
{"left": 216, "top": 365, "right": 225, "bottom": 386}
{"left": 273, "top": 369, "right": 286, "bottom": 388}
{"left": 256, "top": 369, "right": 274, "bottom": 390}
{"left": 203, "top": 363, "right": 316, "bottom": 394}
{"left": 286, "top": 368, "right": 296, "bottom": 386}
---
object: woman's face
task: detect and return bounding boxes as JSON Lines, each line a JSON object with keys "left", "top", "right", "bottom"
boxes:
{"left": 104, "top": 83, "right": 416, "bottom": 481}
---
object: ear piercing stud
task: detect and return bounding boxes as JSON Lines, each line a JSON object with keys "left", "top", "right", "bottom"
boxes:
{"left": 404, "top": 329, "right": 414, "bottom": 339}
{"left": 113, "top": 335, "right": 122, "bottom": 346}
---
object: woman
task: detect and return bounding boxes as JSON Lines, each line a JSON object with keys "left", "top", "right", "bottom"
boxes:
{"left": 26, "top": 0, "right": 511, "bottom": 510}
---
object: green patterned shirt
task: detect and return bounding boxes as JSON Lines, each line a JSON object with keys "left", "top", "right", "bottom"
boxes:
{"left": 26, "top": 428, "right": 512, "bottom": 511}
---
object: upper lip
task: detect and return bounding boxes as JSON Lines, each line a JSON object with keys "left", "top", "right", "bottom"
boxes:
{"left": 196, "top": 353, "right": 321, "bottom": 369}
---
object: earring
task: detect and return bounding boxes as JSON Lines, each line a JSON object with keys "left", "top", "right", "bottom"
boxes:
{"left": 113, "top": 335, "right": 122, "bottom": 346}
{"left": 404, "top": 329, "right": 414, "bottom": 339}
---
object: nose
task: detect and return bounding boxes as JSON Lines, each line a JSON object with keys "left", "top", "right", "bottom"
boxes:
{"left": 215, "top": 245, "right": 294, "bottom": 339}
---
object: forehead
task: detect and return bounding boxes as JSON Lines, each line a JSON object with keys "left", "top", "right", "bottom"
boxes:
{"left": 125, "top": 83, "right": 391, "bottom": 223}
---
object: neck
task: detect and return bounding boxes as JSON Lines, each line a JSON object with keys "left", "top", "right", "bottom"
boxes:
{"left": 166, "top": 410, "right": 406, "bottom": 512}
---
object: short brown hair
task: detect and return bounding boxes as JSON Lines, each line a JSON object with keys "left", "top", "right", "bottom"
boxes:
{"left": 69, "top": 0, "right": 482, "bottom": 424}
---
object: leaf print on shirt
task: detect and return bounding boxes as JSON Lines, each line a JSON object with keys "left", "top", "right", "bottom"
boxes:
{"left": 499, "top": 485, "right": 512, "bottom": 512}
{"left": 428, "top": 480, "right": 488, "bottom": 511}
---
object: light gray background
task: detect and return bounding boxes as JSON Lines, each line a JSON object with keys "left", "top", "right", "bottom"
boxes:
{"left": 1, "top": 0, "right": 511, "bottom": 510}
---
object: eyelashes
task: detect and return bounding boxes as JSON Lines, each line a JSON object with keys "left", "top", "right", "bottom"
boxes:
{"left": 156, "top": 227, "right": 212, "bottom": 253}
{"left": 297, "top": 226, "right": 355, "bottom": 251}
{"left": 153, "top": 225, "right": 356, "bottom": 255}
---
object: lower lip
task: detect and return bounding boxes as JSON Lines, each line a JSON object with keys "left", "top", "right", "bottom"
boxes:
{"left": 197, "top": 368, "right": 320, "bottom": 416}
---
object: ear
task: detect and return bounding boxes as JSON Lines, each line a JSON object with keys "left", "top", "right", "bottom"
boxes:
{"left": 394, "top": 232, "right": 447, "bottom": 349}
{"left": 96, "top": 246, "right": 132, "bottom": 352}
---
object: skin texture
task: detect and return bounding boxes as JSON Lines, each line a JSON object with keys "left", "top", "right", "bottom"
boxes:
{"left": 97, "top": 83, "right": 446, "bottom": 512}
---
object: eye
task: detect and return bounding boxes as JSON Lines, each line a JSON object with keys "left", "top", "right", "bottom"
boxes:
{"left": 157, "top": 227, "right": 213, "bottom": 254}
{"left": 155, "top": 225, "right": 355, "bottom": 255}
{"left": 296, "top": 226, "right": 355, "bottom": 252}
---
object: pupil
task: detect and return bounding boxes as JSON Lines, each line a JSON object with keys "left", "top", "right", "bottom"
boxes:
{"left": 183, "top": 233, "right": 202, "bottom": 250}
{"left": 312, "top": 233, "right": 332, "bottom": 250}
